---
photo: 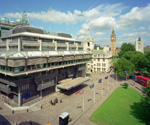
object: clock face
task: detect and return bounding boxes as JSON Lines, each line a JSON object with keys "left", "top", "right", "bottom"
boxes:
{"left": 111, "top": 37, "right": 114, "bottom": 39}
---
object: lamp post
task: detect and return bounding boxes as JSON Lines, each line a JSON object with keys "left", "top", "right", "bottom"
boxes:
{"left": 124, "top": 71, "right": 127, "bottom": 82}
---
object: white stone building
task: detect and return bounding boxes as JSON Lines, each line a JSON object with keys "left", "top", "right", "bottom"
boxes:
{"left": 135, "top": 36, "right": 144, "bottom": 53}
{"left": 84, "top": 37, "right": 112, "bottom": 74}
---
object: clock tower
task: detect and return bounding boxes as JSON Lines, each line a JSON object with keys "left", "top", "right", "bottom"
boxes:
{"left": 110, "top": 28, "right": 116, "bottom": 56}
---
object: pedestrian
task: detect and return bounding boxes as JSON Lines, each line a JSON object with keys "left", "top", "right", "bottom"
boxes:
{"left": 56, "top": 98, "right": 58, "bottom": 103}
{"left": 60, "top": 99, "right": 62, "bottom": 103}
{"left": 53, "top": 100, "right": 55, "bottom": 105}
{"left": 51, "top": 100, "right": 53, "bottom": 105}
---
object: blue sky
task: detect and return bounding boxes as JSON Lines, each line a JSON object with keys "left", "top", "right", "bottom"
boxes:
{"left": 0, "top": 0, "right": 150, "bottom": 47}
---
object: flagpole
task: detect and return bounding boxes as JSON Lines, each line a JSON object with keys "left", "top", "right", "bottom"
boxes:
{"left": 108, "top": 76, "right": 109, "bottom": 93}
{"left": 116, "top": 71, "right": 117, "bottom": 85}
{"left": 82, "top": 89, "right": 84, "bottom": 114}
{"left": 94, "top": 82, "right": 95, "bottom": 105}
{"left": 102, "top": 82, "right": 103, "bottom": 98}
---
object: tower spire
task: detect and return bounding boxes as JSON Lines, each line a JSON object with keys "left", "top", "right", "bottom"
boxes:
{"left": 112, "top": 28, "right": 115, "bottom": 35}
{"left": 138, "top": 33, "right": 141, "bottom": 41}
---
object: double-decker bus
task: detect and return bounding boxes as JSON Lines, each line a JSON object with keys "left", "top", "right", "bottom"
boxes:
{"left": 136, "top": 75, "right": 150, "bottom": 87}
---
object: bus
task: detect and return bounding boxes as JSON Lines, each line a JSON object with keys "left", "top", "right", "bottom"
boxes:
{"left": 136, "top": 75, "right": 150, "bottom": 87}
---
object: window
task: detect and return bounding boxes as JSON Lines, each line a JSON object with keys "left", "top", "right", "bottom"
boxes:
{"left": 9, "top": 46, "right": 18, "bottom": 50}
{"left": 97, "top": 63, "right": 101, "bottom": 66}
{"left": 102, "top": 63, "right": 106, "bottom": 67}
{"left": 23, "top": 46, "right": 39, "bottom": 51}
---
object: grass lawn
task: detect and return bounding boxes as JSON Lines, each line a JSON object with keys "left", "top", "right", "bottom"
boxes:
{"left": 90, "top": 87, "right": 144, "bottom": 125}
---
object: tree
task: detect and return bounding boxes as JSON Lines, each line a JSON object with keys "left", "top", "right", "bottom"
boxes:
{"left": 123, "top": 51, "right": 144, "bottom": 70}
{"left": 118, "top": 43, "right": 136, "bottom": 58}
{"left": 139, "top": 51, "right": 150, "bottom": 73}
{"left": 141, "top": 81, "right": 150, "bottom": 124}
{"left": 114, "top": 57, "right": 135, "bottom": 78}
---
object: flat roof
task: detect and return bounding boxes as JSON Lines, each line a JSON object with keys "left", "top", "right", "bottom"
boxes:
{"left": 57, "top": 77, "right": 90, "bottom": 90}
{"left": 0, "top": 50, "right": 90, "bottom": 58}
{"left": 2, "top": 32, "right": 82, "bottom": 42}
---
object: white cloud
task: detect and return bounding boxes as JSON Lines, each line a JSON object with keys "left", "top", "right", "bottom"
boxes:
{"left": 2, "top": 12, "right": 22, "bottom": 19}
{"left": 89, "top": 17, "right": 116, "bottom": 31}
{"left": 117, "top": 4, "right": 150, "bottom": 30}
{"left": 139, "top": 27, "right": 145, "bottom": 30}
{"left": 94, "top": 32, "right": 105, "bottom": 36}
{"left": 122, "top": 32, "right": 149, "bottom": 37}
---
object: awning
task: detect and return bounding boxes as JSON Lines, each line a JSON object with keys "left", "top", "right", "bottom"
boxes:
{"left": 57, "top": 77, "right": 90, "bottom": 90}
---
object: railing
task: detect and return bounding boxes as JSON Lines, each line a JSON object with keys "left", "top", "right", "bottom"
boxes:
{"left": 37, "top": 82, "right": 54, "bottom": 90}
{"left": 15, "top": 78, "right": 34, "bottom": 85}
{"left": 57, "top": 43, "right": 67, "bottom": 47}
{"left": 42, "top": 42, "right": 55, "bottom": 46}
{"left": 69, "top": 44, "right": 76, "bottom": 47}
{"left": 0, "top": 83, "right": 12, "bottom": 94}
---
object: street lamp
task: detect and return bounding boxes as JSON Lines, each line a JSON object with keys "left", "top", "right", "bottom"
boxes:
{"left": 124, "top": 71, "right": 127, "bottom": 82}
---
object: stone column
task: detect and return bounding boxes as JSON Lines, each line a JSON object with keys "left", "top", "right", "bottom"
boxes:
{"left": 40, "top": 80, "right": 43, "bottom": 98}
{"left": 18, "top": 37, "right": 21, "bottom": 52}
{"left": 18, "top": 85, "right": 21, "bottom": 107}
{"left": 6, "top": 39, "right": 9, "bottom": 51}
{"left": 38, "top": 39, "right": 42, "bottom": 51}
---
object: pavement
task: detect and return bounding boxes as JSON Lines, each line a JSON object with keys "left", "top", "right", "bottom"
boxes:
{"left": 0, "top": 73, "right": 143, "bottom": 125}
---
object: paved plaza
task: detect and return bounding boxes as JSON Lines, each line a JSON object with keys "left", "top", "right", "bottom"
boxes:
{"left": 0, "top": 73, "right": 143, "bottom": 125}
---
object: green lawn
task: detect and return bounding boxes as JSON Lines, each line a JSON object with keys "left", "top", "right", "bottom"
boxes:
{"left": 90, "top": 87, "right": 144, "bottom": 125}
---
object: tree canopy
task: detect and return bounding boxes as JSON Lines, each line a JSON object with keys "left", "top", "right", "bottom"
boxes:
{"left": 141, "top": 81, "right": 150, "bottom": 124}
{"left": 138, "top": 51, "right": 150, "bottom": 73}
{"left": 122, "top": 51, "right": 144, "bottom": 70}
{"left": 118, "top": 43, "right": 136, "bottom": 58}
{"left": 114, "top": 57, "right": 135, "bottom": 78}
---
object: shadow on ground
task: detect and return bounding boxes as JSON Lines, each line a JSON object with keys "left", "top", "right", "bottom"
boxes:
{"left": 19, "top": 121, "right": 40, "bottom": 125}
{"left": 0, "top": 115, "right": 11, "bottom": 125}
{"left": 130, "top": 102, "right": 147, "bottom": 124}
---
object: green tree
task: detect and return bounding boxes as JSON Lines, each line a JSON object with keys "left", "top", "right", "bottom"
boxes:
{"left": 123, "top": 51, "right": 144, "bottom": 70}
{"left": 141, "top": 81, "right": 150, "bottom": 124}
{"left": 139, "top": 51, "right": 150, "bottom": 73}
{"left": 118, "top": 43, "right": 135, "bottom": 58}
{"left": 114, "top": 57, "right": 135, "bottom": 78}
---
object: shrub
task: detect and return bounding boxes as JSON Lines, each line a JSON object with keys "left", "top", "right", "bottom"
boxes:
{"left": 124, "top": 82, "right": 128, "bottom": 89}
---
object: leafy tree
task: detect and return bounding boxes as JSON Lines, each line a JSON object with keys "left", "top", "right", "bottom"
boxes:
{"left": 139, "top": 51, "right": 150, "bottom": 73}
{"left": 123, "top": 51, "right": 144, "bottom": 70}
{"left": 118, "top": 43, "right": 135, "bottom": 58}
{"left": 114, "top": 57, "right": 135, "bottom": 78}
{"left": 141, "top": 81, "right": 150, "bottom": 124}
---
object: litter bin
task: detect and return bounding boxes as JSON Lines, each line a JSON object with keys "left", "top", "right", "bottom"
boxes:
{"left": 59, "top": 112, "right": 69, "bottom": 125}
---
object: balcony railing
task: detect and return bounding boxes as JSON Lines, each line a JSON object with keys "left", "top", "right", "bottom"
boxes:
{"left": 57, "top": 43, "right": 67, "bottom": 47}
{"left": 15, "top": 78, "right": 34, "bottom": 85}
{"left": 0, "top": 83, "right": 12, "bottom": 94}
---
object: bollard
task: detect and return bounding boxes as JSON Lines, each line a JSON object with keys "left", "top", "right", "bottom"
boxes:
{"left": 27, "top": 109, "right": 28, "bottom": 112}
{"left": 41, "top": 105, "right": 42, "bottom": 109}
{"left": 12, "top": 110, "right": 14, "bottom": 114}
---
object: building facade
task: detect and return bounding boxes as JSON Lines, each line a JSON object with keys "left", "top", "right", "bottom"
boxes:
{"left": 110, "top": 29, "right": 116, "bottom": 56}
{"left": 86, "top": 49, "right": 112, "bottom": 74}
{"left": 135, "top": 36, "right": 144, "bottom": 53}
{"left": 0, "top": 26, "right": 91, "bottom": 106}
{"left": 84, "top": 37, "right": 112, "bottom": 74}
{"left": 84, "top": 37, "right": 94, "bottom": 51}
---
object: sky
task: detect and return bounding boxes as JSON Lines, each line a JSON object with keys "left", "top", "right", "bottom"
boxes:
{"left": 0, "top": 0, "right": 150, "bottom": 47}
